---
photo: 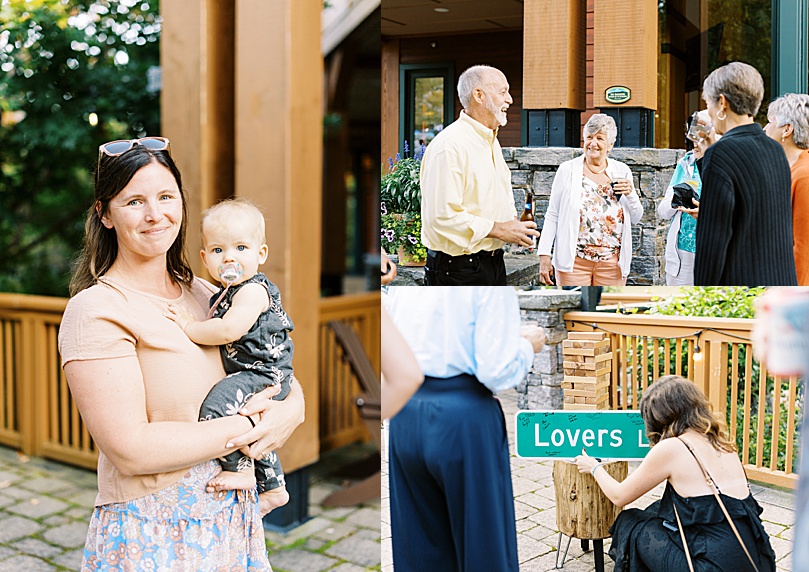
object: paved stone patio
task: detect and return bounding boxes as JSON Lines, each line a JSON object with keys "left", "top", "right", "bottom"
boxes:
{"left": 0, "top": 443, "right": 381, "bottom": 571}
{"left": 382, "top": 388, "right": 796, "bottom": 571}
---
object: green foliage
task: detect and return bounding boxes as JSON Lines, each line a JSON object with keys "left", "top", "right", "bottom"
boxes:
{"left": 380, "top": 212, "right": 426, "bottom": 262}
{"left": 381, "top": 155, "right": 421, "bottom": 215}
{"left": 650, "top": 287, "right": 765, "bottom": 319}
{"left": 624, "top": 287, "right": 800, "bottom": 474}
{"left": 0, "top": 0, "right": 161, "bottom": 295}
{"left": 381, "top": 148, "right": 426, "bottom": 263}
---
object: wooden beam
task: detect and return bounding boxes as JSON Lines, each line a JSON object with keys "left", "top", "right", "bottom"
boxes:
{"left": 523, "top": 0, "right": 586, "bottom": 110}
{"left": 381, "top": 38, "right": 400, "bottom": 168}
{"left": 161, "top": 0, "right": 235, "bottom": 279}
{"left": 235, "top": 0, "right": 323, "bottom": 472}
{"left": 592, "top": 0, "right": 657, "bottom": 109}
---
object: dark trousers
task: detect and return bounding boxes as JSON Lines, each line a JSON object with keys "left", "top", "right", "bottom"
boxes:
{"left": 389, "top": 374, "right": 518, "bottom": 572}
{"left": 424, "top": 249, "right": 507, "bottom": 286}
{"left": 199, "top": 371, "right": 291, "bottom": 493}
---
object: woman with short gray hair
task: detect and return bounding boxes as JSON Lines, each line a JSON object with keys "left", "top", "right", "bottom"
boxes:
{"left": 694, "top": 62, "right": 797, "bottom": 285}
{"left": 766, "top": 93, "right": 809, "bottom": 284}
{"left": 538, "top": 113, "right": 643, "bottom": 285}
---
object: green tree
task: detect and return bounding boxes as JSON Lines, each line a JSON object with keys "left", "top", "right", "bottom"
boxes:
{"left": 0, "top": 0, "right": 161, "bottom": 295}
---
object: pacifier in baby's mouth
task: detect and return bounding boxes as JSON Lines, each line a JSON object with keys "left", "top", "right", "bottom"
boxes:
{"left": 218, "top": 262, "right": 243, "bottom": 284}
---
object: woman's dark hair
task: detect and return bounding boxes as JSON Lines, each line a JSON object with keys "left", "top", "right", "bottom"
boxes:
{"left": 69, "top": 146, "right": 194, "bottom": 296}
{"left": 639, "top": 375, "right": 735, "bottom": 452}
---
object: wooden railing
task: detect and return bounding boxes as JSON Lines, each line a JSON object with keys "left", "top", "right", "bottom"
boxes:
{"left": 0, "top": 294, "right": 98, "bottom": 469}
{"left": 565, "top": 311, "right": 800, "bottom": 488}
{"left": 0, "top": 291, "right": 381, "bottom": 471}
{"left": 318, "top": 292, "right": 381, "bottom": 452}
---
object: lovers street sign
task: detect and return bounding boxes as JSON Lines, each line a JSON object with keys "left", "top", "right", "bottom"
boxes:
{"left": 515, "top": 410, "right": 651, "bottom": 460}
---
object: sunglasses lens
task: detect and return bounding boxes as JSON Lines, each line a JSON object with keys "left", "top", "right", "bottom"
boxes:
{"left": 103, "top": 141, "right": 133, "bottom": 155}
{"left": 139, "top": 138, "right": 168, "bottom": 151}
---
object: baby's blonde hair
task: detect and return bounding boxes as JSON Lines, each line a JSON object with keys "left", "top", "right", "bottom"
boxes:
{"left": 201, "top": 197, "right": 266, "bottom": 247}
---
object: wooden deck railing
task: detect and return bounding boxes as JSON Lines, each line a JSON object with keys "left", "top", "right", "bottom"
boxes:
{"left": 0, "top": 291, "right": 381, "bottom": 471}
{"left": 565, "top": 311, "right": 800, "bottom": 488}
{"left": 317, "top": 292, "right": 381, "bottom": 452}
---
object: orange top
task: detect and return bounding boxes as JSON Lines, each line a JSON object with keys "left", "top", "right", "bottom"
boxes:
{"left": 58, "top": 277, "right": 224, "bottom": 505}
{"left": 792, "top": 151, "right": 809, "bottom": 285}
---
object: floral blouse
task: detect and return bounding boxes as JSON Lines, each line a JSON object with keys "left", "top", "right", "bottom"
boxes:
{"left": 576, "top": 176, "right": 624, "bottom": 262}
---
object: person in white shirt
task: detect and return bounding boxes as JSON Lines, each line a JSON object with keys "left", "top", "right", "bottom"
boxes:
{"left": 420, "top": 65, "right": 539, "bottom": 285}
{"left": 385, "top": 287, "right": 545, "bottom": 571}
{"left": 538, "top": 114, "right": 643, "bottom": 286}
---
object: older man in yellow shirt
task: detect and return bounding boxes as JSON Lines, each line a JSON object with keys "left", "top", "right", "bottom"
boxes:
{"left": 421, "top": 65, "right": 539, "bottom": 286}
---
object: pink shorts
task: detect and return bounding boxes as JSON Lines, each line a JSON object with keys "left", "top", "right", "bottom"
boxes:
{"left": 556, "top": 254, "right": 626, "bottom": 286}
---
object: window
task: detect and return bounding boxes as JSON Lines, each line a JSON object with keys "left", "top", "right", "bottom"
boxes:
{"left": 399, "top": 64, "right": 454, "bottom": 155}
{"left": 657, "top": 0, "right": 772, "bottom": 148}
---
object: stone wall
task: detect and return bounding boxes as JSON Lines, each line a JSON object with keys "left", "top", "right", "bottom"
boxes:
{"left": 503, "top": 147, "right": 687, "bottom": 285}
{"left": 516, "top": 289, "right": 581, "bottom": 410}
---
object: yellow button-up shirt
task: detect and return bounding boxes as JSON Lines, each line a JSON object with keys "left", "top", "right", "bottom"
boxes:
{"left": 420, "top": 111, "right": 517, "bottom": 256}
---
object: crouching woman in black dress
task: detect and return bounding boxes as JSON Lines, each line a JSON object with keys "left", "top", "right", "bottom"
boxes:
{"left": 575, "top": 375, "right": 775, "bottom": 571}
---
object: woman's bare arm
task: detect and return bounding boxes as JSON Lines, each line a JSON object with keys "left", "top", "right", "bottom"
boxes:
{"left": 381, "top": 306, "right": 423, "bottom": 419}
{"left": 64, "top": 356, "right": 301, "bottom": 475}
{"left": 575, "top": 440, "right": 674, "bottom": 507}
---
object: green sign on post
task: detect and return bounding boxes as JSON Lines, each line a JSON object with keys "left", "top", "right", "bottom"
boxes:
{"left": 515, "top": 410, "right": 651, "bottom": 460}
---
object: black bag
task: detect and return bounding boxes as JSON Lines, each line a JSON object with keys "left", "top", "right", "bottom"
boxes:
{"left": 670, "top": 182, "right": 697, "bottom": 210}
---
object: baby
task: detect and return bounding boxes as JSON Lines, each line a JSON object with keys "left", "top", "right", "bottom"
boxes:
{"left": 167, "top": 198, "right": 294, "bottom": 515}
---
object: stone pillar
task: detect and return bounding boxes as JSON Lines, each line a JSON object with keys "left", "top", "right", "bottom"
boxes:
{"left": 517, "top": 289, "right": 581, "bottom": 410}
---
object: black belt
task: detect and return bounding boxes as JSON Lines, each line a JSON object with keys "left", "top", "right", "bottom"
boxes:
{"left": 427, "top": 249, "right": 503, "bottom": 263}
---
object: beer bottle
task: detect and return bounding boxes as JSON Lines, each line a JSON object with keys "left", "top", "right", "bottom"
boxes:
{"left": 520, "top": 192, "right": 536, "bottom": 252}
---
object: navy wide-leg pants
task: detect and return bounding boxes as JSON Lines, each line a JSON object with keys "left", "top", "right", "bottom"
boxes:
{"left": 389, "top": 374, "right": 518, "bottom": 572}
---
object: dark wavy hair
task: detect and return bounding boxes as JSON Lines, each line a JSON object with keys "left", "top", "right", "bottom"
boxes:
{"left": 640, "top": 375, "right": 735, "bottom": 452}
{"left": 69, "top": 145, "right": 194, "bottom": 296}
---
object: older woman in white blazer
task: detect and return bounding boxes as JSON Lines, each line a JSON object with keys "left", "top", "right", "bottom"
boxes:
{"left": 538, "top": 114, "right": 643, "bottom": 286}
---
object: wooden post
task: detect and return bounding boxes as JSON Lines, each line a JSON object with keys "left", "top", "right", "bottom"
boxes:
{"left": 523, "top": 0, "right": 586, "bottom": 111}
{"left": 553, "top": 459, "right": 627, "bottom": 539}
{"left": 381, "top": 38, "right": 400, "bottom": 168}
{"left": 592, "top": 0, "right": 657, "bottom": 110}
{"left": 234, "top": 0, "right": 322, "bottom": 474}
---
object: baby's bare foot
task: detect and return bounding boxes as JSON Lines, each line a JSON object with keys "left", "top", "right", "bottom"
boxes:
{"left": 206, "top": 470, "right": 256, "bottom": 493}
{"left": 259, "top": 487, "right": 290, "bottom": 516}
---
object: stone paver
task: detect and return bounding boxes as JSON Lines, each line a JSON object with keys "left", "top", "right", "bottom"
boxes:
{"left": 325, "top": 534, "right": 381, "bottom": 568}
{"left": 0, "top": 443, "right": 381, "bottom": 571}
{"left": 382, "top": 387, "right": 797, "bottom": 571}
{"left": 10, "top": 538, "right": 62, "bottom": 559}
{"left": 267, "top": 549, "right": 338, "bottom": 572}
{"left": 6, "top": 497, "right": 70, "bottom": 519}
{"left": 42, "top": 522, "right": 90, "bottom": 548}
{"left": 0, "top": 515, "right": 43, "bottom": 543}
{"left": 0, "top": 554, "right": 56, "bottom": 572}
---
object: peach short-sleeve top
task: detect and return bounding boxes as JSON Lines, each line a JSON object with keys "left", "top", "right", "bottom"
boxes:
{"left": 58, "top": 276, "right": 225, "bottom": 506}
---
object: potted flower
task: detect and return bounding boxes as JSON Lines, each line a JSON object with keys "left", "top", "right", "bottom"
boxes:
{"left": 381, "top": 142, "right": 427, "bottom": 266}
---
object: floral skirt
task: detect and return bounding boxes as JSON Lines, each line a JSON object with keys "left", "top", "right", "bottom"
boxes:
{"left": 82, "top": 460, "right": 272, "bottom": 571}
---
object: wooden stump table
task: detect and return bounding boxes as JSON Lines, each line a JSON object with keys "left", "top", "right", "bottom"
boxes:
{"left": 553, "top": 459, "right": 628, "bottom": 570}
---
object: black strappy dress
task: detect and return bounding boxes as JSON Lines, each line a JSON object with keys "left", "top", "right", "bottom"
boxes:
{"left": 608, "top": 444, "right": 776, "bottom": 571}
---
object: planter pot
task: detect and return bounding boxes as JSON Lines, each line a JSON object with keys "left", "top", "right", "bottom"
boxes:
{"left": 398, "top": 245, "right": 427, "bottom": 267}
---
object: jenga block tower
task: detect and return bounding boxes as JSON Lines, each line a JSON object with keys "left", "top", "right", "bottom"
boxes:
{"left": 561, "top": 332, "right": 612, "bottom": 410}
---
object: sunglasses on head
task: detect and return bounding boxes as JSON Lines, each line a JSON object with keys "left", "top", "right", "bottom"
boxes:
{"left": 98, "top": 136, "right": 170, "bottom": 158}
{"left": 96, "top": 137, "right": 171, "bottom": 183}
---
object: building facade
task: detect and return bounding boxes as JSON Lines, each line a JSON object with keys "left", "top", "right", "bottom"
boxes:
{"left": 382, "top": 0, "right": 808, "bottom": 162}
